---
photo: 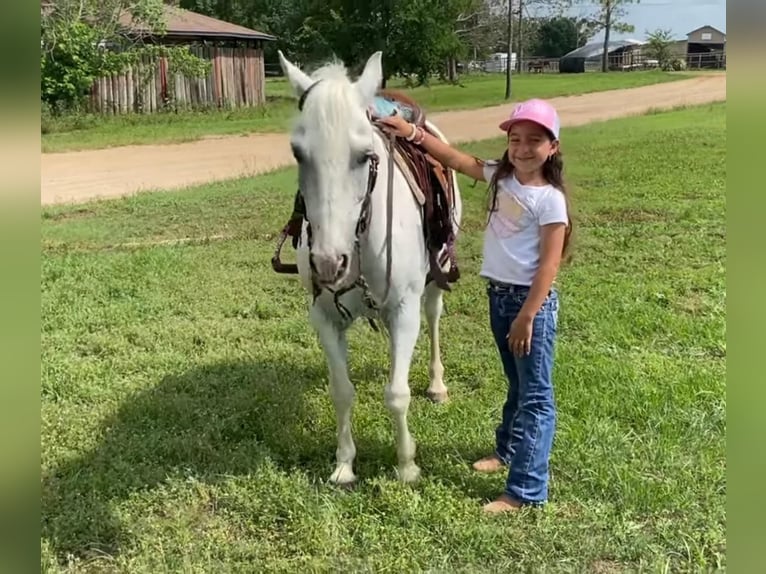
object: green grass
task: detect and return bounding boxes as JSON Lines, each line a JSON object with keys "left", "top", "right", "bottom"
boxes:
{"left": 41, "top": 103, "right": 726, "bottom": 572}
{"left": 41, "top": 70, "right": 689, "bottom": 153}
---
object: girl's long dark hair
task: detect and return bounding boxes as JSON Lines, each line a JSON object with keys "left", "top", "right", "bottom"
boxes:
{"left": 486, "top": 144, "right": 574, "bottom": 262}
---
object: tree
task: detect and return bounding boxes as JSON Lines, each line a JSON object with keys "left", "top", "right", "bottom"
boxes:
{"left": 531, "top": 16, "right": 585, "bottom": 57}
{"left": 447, "top": 0, "right": 486, "bottom": 80}
{"left": 179, "top": 0, "right": 316, "bottom": 65}
{"left": 574, "top": 16, "right": 601, "bottom": 46}
{"left": 298, "top": 0, "right": 476, "bottom": 86}
{"left": 575, "top": 0, "right": 638, "bottom": 72}
{"left": 644, "top": 28, "right": 675, "bottom": 70}
{"left": 180, "top": 0, "right": 484, "bottom": 84}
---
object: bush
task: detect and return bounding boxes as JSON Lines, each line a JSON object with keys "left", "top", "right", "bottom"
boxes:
{"left": 662, "top": 58, "right": 687, "bottom": 72}
{"left": 41, "top": 101, "right": 55, "bottom": 135}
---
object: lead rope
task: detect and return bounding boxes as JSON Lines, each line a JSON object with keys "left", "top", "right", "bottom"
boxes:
{"left": 380, "top": 131, "right": 395, "bottom": 308}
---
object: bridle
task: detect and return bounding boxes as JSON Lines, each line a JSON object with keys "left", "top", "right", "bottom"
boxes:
{"left": 296, "top": 80, "right": 391, "bottom": 324}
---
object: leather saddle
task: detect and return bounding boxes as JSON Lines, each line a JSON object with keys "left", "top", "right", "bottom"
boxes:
{"left": 371, "top": 90, "right": 459, "bottom": 288}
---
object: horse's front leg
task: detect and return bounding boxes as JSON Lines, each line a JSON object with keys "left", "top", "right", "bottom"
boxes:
{"left": 310, "top": 306, "right": 357, "bottom": 486}
{"left": 384, "top": 295, "right": 422, "bottom": 483}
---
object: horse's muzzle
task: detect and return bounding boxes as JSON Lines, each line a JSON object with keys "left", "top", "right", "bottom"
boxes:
{"left": 310, "top": 252, "right": 350, "bottom": 286}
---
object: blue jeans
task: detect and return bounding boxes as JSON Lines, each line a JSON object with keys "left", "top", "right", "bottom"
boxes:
{"left": 487, "top": 281, "right": 559, "bottom": 504}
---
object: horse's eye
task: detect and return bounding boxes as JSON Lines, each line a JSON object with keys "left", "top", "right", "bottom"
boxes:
{"left": 355, "top": 151, "right": 371, "bottom": 166}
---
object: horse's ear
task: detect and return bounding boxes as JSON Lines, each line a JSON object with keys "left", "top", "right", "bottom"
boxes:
{"left": 278, "top": 50, "right": 313, "bottom": 99}
{"left": 355, "top": 51, "right": 383, "bottom": 105}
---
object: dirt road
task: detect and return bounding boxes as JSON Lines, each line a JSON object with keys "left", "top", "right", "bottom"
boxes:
{"left": 41, "top": 74, "right": 725, "bottom": 206}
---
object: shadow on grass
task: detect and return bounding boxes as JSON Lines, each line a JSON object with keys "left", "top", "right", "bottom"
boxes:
{"left": 41, "top": 356, "right": 497, "bottom": 564}
{"left": 41, "top": 358, "right": 333, "bottom": 562}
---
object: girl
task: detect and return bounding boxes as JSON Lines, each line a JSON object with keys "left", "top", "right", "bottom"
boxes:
{"left": 377, "top": 98, "right": 572, "bottom": 514}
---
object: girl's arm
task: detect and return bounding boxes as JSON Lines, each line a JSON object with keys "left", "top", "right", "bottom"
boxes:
{"left": 508, "top": 222, "right": 566, "bottom": 357}
{"left": 518, "top": 223, "right": 566, "bottom": 321}
{"left": 375, "top": 115, "right": 487, "bottom": 182}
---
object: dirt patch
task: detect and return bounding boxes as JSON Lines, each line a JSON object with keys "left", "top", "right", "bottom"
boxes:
{"left": 41, "top": 74, "right": 725, "bottom": 206}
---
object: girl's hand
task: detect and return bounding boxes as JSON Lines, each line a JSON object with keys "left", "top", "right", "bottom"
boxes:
{"left": 507, "top": 316, "right": 533, "bottom": 358}
{"left": 375, "top": 113, "right": 414, "bottom": 139}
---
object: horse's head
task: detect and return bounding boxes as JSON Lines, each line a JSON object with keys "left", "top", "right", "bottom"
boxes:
{"left": 278, "top": 50, "right": 383, "bottom": 289}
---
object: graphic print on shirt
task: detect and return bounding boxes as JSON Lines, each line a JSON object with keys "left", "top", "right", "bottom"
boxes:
{"left": 490, "top": 190, "right": 534, "bottom": 238}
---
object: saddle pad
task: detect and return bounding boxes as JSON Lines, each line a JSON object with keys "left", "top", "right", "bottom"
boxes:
{"left": 369, "top": 96, "right": 420, "bottom": 124}
{"left": 372, "top": 126, "right": 425, "bottom": 206}
{"left": 392, "top": 148, "right": 426, "bottom": 206}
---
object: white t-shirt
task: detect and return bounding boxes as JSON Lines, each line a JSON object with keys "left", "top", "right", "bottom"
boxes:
{"left": 480, "top": 163, "right": 569, "bottom": 286}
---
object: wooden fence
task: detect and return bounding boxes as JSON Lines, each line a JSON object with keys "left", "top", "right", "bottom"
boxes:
{"left": 89, "top": 44, "right": 266, "bottom": 114}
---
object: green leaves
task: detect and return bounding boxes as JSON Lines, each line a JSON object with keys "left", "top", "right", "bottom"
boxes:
{"left": 41, "top": 0, "right": 208, "bottom": 111}
{"left": 644, "top": 28, "right": 678, "bottom": 70}
{"left": 531, "top": 16, "right": 585, "bottom": 58}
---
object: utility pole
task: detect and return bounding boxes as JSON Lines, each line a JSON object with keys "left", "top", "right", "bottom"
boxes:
{"left": 517, "top": 0, "right": 524, "bottom": 73}
{"left": 504, "top": 0, "right": 514, "bottom": 99}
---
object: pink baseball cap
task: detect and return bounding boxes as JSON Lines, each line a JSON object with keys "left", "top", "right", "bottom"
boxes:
{"left": 498, "top": 98, "right": 561, "bottom": 140}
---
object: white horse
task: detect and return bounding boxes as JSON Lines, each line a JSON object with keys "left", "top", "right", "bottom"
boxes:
{"left": 278, "top": 50, "right": 463, "bottom": 486}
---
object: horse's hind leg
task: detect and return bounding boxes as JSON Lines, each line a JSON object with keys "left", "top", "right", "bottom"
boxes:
{"left": 384, "top": 296, "right": 422, "bottom": 484}
{"left": 311, "top": 307, "right": 357, "bottom": 486}
{"left": 424, "top": 281, "right": 448, "bottom": 404}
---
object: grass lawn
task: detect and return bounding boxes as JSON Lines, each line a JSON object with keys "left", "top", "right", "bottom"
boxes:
{"left": 41, "top": 103, "right": 725, "bottom": 572}
{"left": 41, "top": 70, "right": 689, "bottom": 153}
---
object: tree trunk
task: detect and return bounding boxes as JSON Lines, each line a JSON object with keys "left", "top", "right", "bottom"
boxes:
{"left": 601, "top": 1, "right": 612, "bottom": 73}
{"left": 448, "top": 56, "right": 457, "bottom": 83}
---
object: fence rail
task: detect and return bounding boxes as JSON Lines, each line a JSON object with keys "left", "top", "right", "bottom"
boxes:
{"left": 600, "top": 49, "right": 726, "bottom": 71}
{"left": 460, "top": 50, "right": 725, "bottom": 75}
{"left": 89, "top": 45, "right": 266, "bottom": 114}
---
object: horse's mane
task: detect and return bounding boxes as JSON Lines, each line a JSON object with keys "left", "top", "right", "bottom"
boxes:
{"left": 310, "top": 60, "right": 351, "bottom": 83}
{"left": 298, "top": 61, "right": 360, "bottom": 144}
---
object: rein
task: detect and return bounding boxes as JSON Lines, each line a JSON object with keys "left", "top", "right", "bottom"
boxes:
{"left": 382, "top": 131, "right": 394, "bottom": 307}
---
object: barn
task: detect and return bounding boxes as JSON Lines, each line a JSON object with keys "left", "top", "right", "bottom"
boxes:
{"left": 558, "top": 40, "right": 644, "bottom": 73}
{"left": 684, "top": 25, "right": 726, "bottom": 69}
{"left": 89, "top": 5, "right": 276, "bottom": 114}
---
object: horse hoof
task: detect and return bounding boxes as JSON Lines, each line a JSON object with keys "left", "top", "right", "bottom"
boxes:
{"left": 426, "top": 390, "right": 449, "bottom": 404}
{"left": 398, "top": 463, "right": 421, "bottom": 484}
{"left": 329, "top": 464, "right": 357, "bottom": 488}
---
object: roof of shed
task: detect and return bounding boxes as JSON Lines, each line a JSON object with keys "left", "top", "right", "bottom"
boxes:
{"left": 41, "top": 2, "right": 276, "bottom": 41}
{"left": 687, "top": 25, "right": 726, "bottom": 37}
{"left": 119, "top": 5, "right": 276, "bottom": 41}
{"left": 560, "top": 39, "right": 643, "bottom": 60}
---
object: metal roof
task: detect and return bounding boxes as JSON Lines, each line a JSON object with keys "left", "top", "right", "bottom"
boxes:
{"left": 118, "top": 5, "right": 276, "bottom": 41}
{"left": 561, "top": 40, "right": 643, "bottom": 60}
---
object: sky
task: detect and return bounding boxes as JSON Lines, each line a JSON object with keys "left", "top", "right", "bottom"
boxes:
{"left": 533, "top": 0, "right": 727, "bottom": 42}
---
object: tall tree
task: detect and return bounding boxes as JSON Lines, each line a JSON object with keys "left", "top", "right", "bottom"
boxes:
{"left": 179, "top": 0, "right": 315, "bottom": 65}
{"left": 531, "top": 16, "right": 585, "bottom": 58}
{"left": 180, "top": 0, "right": 485, "bottom": 84}
{"left": 575, "top": 0, "right": 637, "bottom": 72}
